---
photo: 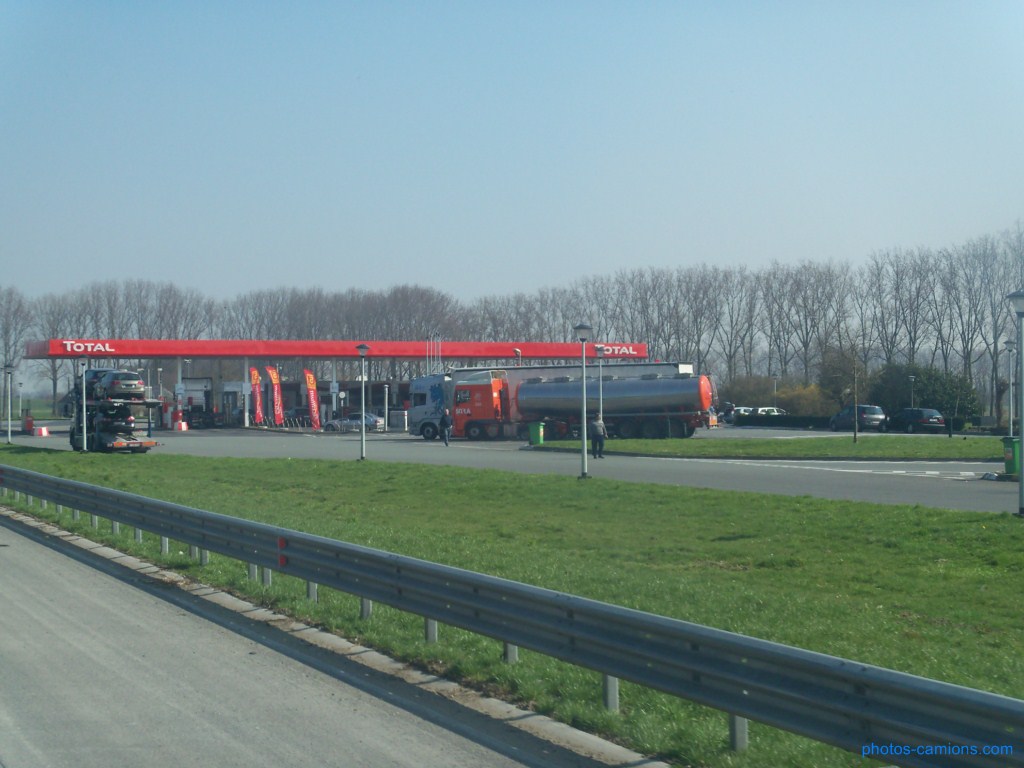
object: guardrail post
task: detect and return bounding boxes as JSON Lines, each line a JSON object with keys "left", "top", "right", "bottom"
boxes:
{"left": 72, "top": 508, "right": 80, "bottom": 521}
{"left": 603, "top": 675, "right": 619, "bottom": 711}
{"left": 200, "top": 549, "right": 209, "bottom": 566}
{"left": 40, "top": 499, "right": 46, "bottom": 510}
{"left": 160, "top": 536, "right": 169, "bottom": 554}
{"left": 134, "top": 527, "right": 143, "bottom": 543}
{"left": 112, "top": 521, "right": 120, "bottom": 535}
{"left": 56, "top": 503, "right": 63, "bottom": 516}
{"left": 503, "top": 642, "right": 518, "bottom": 664}
{"left": 188, "top": 545, "right": 198, "bottom": 560}
{"left": 90, "top": 514, "right": 98, "bottom": 528}
{"left": 306, "top": 581, "right": 318, "bottom": 602}
{"left": 424, "top": 618, "right": 438, "bottom": 643}
{"left": 729, "top": 714, "right": 748, "bottom": 751}
{"left": 360, "top": 598, "right": 372, "bottom": 619}
{"left": 261, "top": 568, "right": 272, "bottom": 586}
{"left": 248, "top": 563, "right": 258, "bottom": 581}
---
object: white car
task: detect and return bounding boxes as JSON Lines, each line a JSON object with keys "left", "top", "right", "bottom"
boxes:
{"left": 323, "top": 412, "right": 385, "bottom": 432}
{"left": 755, "top": 407, "right": 787, "bottom": 416}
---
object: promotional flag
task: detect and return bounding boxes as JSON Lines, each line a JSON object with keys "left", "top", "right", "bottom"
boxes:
{"left": 248, "top": 367, "right": 264, "bottom": 425}
{"left": 303, "top": 369, "right": 321, "bottom": 431}
{"left": 265, "top": 366, "right": 284, "bottom": 425}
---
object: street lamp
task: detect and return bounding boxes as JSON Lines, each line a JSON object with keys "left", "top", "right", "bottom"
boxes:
{"left": 1006, "top": 339, "right": 1016, "bottom": 438}
{"left": 3, "top": 364, "right": 12, "bottom": 445}
{"left": 909, "top": 375, "right": 916, "bottom": 409}
{"left": 78, "top": 356, "right": 88, "bottom": 452}
{"left": 1006, "top": 289, "right": 1024, "bottom": 517}
{"left": 596, "top": 344, "right": 605, "bottom": 419}
{"left": 18, "top": 381, "right": 23, "bottom": 422}
{"left": 383, "top": 383, "right": 390, "bottom": 433}
{"left": 573, "top": 323, "right": 592, "bottom": 479}
{"left": 356, "top": 343, "right": 370, "bottom": 461}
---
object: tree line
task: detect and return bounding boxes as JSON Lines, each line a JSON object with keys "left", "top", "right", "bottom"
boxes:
{"left": 2, "top": 221, "right": 1022, "bottom": 418}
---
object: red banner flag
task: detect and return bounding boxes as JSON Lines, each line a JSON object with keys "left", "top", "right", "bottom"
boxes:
{"left": 302, "top": 369, "right": 321, "bottom": 431}
{"left": 248, "top": 367, "right": 264, "bottom": 425}
{"left": 265, "top": 366, "right": 284, "bottom": 426}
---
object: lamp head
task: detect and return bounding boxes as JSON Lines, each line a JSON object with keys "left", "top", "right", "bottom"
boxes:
{"left": 356, "top": 343, "right": 370, "bottom": 358}
{"left": 1007, "top": 289, "right": 1024, "bottom": 316}
{"left": 573, "top": 322, "right": 592, "bottom": 343}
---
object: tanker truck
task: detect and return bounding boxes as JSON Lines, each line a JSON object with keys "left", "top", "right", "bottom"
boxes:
{"left": 407, "top": 363, "right": 716, "bottom": 441}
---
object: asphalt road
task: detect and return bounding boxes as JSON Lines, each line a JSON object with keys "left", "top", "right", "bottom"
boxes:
{"left": 7, "top": 423, "right": 1016, "bottom": 513}
{"left": 0, "top": 518, "right": 652, "bottom": 768}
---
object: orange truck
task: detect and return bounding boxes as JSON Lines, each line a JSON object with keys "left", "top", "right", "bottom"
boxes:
{"left": 407, "top": 363, "right": 716, "bottom": 441}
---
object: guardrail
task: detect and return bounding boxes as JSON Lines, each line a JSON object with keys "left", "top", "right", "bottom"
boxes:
{"left": 1, "top": 463, "right": 1021, "bottom": 767}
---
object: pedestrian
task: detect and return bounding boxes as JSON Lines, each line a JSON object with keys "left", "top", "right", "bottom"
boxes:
{"left": 590, "top": 415, "right": 607, "bottom": 458}
{"left": 439, "top": 408, "right": 453, "bottom": 446}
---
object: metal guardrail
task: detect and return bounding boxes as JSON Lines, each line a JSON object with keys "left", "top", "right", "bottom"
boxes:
{"left": 1, "top": 463, "right": 1021, "bottom": 767}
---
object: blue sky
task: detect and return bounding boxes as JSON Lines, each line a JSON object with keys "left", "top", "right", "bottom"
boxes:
{"left": 3, "top": 2, "right": 1022, "bottom": 301}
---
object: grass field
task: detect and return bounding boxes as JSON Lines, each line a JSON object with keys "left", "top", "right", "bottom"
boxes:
{"left": 1, "top": 443, "right": 1021, "bottom": 767}
{"left": 543, "top": 432, "right": 1005, "bottom": 460}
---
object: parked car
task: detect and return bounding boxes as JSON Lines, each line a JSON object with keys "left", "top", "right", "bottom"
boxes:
{"left": 884, "top": 407, "right": 946, "bottom": 433}
{"left": 725, "top": 406, "right": 753, "bottom": 424}
{"left": 323, "top": 412, "right": 385, "bottom": 432}
{"left": 829, "top": 404, "right": 886, "bottom": 432}
{"left": 93, "top": 370, "right": 146, "bottom": 400}
{"left": 755, "top": 407, "right": 787, "bottom": 416}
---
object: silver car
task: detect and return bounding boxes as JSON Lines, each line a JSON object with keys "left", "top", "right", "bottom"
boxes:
{"left": 323, "top": 412, "right": 385, "bottom": 432}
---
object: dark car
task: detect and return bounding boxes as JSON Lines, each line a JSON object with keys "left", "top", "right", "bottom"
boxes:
{"left": 81, "top": 367, "right": 116, "bottom": 399}
{"left": 829, "top": 404, "right": 886, "bottom": 432}
{"left": 94, "top": 370, "right": 146, "bottom": 400}
{"left": 884, "top": 407, "right": 945, "bottom": 433}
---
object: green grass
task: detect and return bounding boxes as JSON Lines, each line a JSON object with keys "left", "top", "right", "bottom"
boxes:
{"left": 545, "top": 433, "right": 1004, "bottom": 460}
{"left": 1, "top": 444, "right": 1021, "bottom": 767}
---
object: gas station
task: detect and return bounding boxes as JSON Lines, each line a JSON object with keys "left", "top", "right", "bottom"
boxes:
{"left": 23, "top": 337, "right": 649, "bottom": 431}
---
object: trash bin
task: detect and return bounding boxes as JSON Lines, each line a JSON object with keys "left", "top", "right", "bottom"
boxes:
{"left": 1002, "top": 437, "right": 1019, "bottom": 475}
{"left": 528, "top": 422, "right": 544, "bottom": 446}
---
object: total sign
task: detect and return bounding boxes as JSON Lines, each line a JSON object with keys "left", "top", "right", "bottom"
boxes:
{"left": 61, "top": 340, "right": 117, "bottom": 354}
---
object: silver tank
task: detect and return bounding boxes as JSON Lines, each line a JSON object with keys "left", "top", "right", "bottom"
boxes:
{"left": 514, "top": 374, "right": 710, "bottom": 417}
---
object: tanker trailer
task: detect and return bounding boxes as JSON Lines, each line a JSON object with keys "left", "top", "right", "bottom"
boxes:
{"left": 513, "top": 373, "right": 715, "bottom": 439}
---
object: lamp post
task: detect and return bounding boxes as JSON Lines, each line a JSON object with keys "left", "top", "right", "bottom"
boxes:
{"left": 356, "top": 344, "right": 369, "bottom": 461}
{"left": 1006, "top": 339, "right": 1016, "bottom": 438}
{"left": 383, "top": 383, "right": 390, "bottom": 433}
{"left": 596, "top": 344, "right": 605, "bottom": 419}
{"left": 909, "top": 375, "right": 916, "bottom": 409}
{"left": 3, "top": 364, "right": 12, "bottom": 445}
{"left": 573, "top": 323, "right": 592, "bottom": 479}
{"left": 18, "top": 381, "right": 23, "bottom": 422}
{"left": 79, "top": 356, "right": 88, "bottom": 452}
{"left": 1006, "top": 290, "right": 1024, "bottom": 517}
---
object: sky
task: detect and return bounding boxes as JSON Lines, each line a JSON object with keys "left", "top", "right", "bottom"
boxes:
{"left": 2, "top": 2, "right": 1023, "bottom": 302}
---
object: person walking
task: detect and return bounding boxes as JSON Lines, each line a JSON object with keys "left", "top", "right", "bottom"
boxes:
{"left": 590, "top": 415, "right": 607, "bottom": 458}
{"left": 439, "top": 408, "right": 453, "bottom": 446}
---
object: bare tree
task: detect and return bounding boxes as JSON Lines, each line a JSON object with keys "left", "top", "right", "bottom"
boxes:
{"left": 30, "top": 294, "right": 76, "bottom": 414}
{"left": 0, "top": 286, "right": 33, "bottom": 417}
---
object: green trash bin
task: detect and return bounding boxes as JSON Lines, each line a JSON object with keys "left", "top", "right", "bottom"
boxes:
{"left": 528, "top": 422, "right": 544, "bottom": 446}
{"left": 1002, "top": 437, "right": 1020, "bottom": 475}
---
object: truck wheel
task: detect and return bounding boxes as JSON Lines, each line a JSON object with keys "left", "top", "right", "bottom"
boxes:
{"left": 466, "top": 423, "right": 485, "bottom": 440}
{"left": 421, "top": 423, "right": 438, "bottom": 440}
